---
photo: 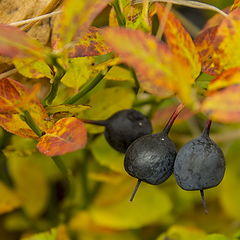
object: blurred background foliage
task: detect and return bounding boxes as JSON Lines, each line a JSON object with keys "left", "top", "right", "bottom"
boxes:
{"left": 0, "top": 0, "right": 239, "bottom": 239}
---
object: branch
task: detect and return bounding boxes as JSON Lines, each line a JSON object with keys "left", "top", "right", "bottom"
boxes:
{"left": 20, "top": 110, "right": 43, "bottom": 137}
{"left": 64, "top": 68, "right": 110, "bottom": 104}
{"left": 43, "top": 57, "right": 66, "bottom": 106}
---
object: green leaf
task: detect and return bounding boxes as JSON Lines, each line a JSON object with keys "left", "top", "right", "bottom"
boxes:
{"left": 13, "top": 57, "right": 53, "bottom": 79}
{"left": 4, "top": 149, "right": 49, "bottom": 217}
{"left": 0, "top": 181, "right": 21, "bottom": 214}
{"left": 203, "top": 234, "right": 229, "bottom": 240}
{"left": 89, "top": 182, "right": 172, "bottom": 229}
{"left": 219, "top": 140, "right": 240, "bottom": 219}
{"left": 61, "top": 57, "right": 94, "bottom": 89}
{"left": 21, "top": 228, "right": 57, "bottom": 240}
{"left": 105, "top": 66, "right": 134, "bottom": 82}
{"left": 81, "top": 87, "right": 135, "bottom": 133}
{"left": 91, "top": 135, "right": 125, "bottom": 173}
{"left": 157, "top": 225, "right": 206, "bottom": 240}
{"left": 21, "top": 225, "right": 70, "bottom": 240}
{"left": 46, "top": 104, "right": 90, "bottom": 114}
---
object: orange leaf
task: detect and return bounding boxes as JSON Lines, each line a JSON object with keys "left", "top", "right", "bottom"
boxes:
{"left": 201, "top": 9, "right": 229, "bottom": 31}
{"left": 0, "top": 114, "right": 43, "bottom": 138}
{"left": 232, "top": 0, "right": 240, "bottom": 10}
{"left": 0, "top": 24, "right": 48, "bottom": 59}
{"left": 0, "top": 78, "right": 26, "bottom": 114}
{"left": 195, "top": 9, "right": 240, "bottom": 75}
{"left": 37, "top": 117, "right": 87, "bottom": 156}
{"left": 201, "top": 84, "right": 240, "bottom": 123}
{"left": 208, "top": 67, "right": 240, "bottom": 93}
{"left": 52, "top": 25, "right": 112, "bottom": 57}
{"left": 56, "top": 0, "right": 112, "bottom": 50}
{"left": 102, "top": 27, "right": 195, "bottom": 105}
{"left": 0, "top": 78, "right": 49, "bottom": 138}
{"left": 68, "top": 27, "right": 112, "bottom": 57}
{"left": 194, "top": 26, "right": 219, "bottom": 75}
{"left": 156, "top": 3, "right": 201, "bottom": 79}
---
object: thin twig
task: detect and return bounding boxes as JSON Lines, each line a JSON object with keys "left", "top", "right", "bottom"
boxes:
{"left": 9, "top": 10, "right": 62, "bottom": 27}
{"left": 0, "top": 68, "right": 18, "bottom": 80}
{"left": 133, "top": 0, "right": 228, "bottom": 17}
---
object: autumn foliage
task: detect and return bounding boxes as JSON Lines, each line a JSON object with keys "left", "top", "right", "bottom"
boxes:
{"left": 0, "top": 0, "right": 240, "bottom": 239}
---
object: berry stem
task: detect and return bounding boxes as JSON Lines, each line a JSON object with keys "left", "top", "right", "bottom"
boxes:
{"left": 82, "top": 119, "right": 108, "bottom": 126}
{"left": 130, "top": 179, "right": 142, "bottom": 202}
{"left": 112, "top": 0, "right": 126, "bottom": 27}
{"left": 200, "top": 189, "right": 208, "bottom": 214}
{"left": 202, "top": 119, "right": 212, "bottom": 137}
{"left": 162, "top": 103, "right": 184, "bottom": 135}
{"left": 43, "top": 57, "right": 65, "bottom": 106}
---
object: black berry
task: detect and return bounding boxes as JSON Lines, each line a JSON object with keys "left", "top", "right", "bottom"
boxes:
{"left": 84, "top": 109, "right": 152, "bottom": 153}
{"left": 173, "top": 120, "right": 225, "bottom": 212}
{"left": 124, "top": 104, "right": 184, "bottom": 201}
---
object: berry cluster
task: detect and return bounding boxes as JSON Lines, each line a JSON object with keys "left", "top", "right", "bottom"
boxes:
{"left": 86, "top": 106, "right": 225, "bottom": 212}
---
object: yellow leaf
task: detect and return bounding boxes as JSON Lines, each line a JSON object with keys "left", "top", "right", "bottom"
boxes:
{"left": 61, "top": 57, "right": 94, "bottom": 89}
{"left": 0, "top": 181, "right": 21, "bottom": 214}
{"left": 21, "top": 225, "right": 70, "bottom": 240}
{"left": 157, "top": 225, "right": 206, "bottom": 240}
{"left": 219, "top": 140, "right": 240, "bottom": 219}
{"left": 5, "top": 150, "right": 49, "bottom": 217}
{"left": 231, "top": 0, "right": 240, "bottom": 10}
{"left": 81, "top": 87, "right": 135, "bottom": 133}
{"left": 46, "top": 104, "right": 90, "bottom": 115}
{"left": 13, "top": 57, "right": 53, "bottom": 79}
{"left": 105, "top": 66, "right": 134, "bottom": 82}
{"left": 207, "top": 67, "right": 240, "bottom": 93}
{"left": 91, "top": 135, "right": 126, "bottom": 173}
{"left": 89, "top": 171, "right": 125, "bottom": 184}
{"left": 89, "top": 181, "right": 172, "bottom": 229}
{"left": 212, "top": 9, "right": 240, "bottom": 73}
{"left": 203, "top": 234, "right": 229, "bottom": 240}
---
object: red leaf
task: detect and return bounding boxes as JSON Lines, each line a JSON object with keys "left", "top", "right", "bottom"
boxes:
{"left": 37, "top": 117, "right": 87, "bottom": 156}
{"left": 102, "top": 27, "right": 195, "bottom": 105}
{"left": 0, "top": 24, "right": 47, "bottom": 59}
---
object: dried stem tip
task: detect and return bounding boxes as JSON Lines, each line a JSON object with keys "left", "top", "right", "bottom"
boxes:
{"left": 130, "top": 179, "right": 142, "bottom": 202}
